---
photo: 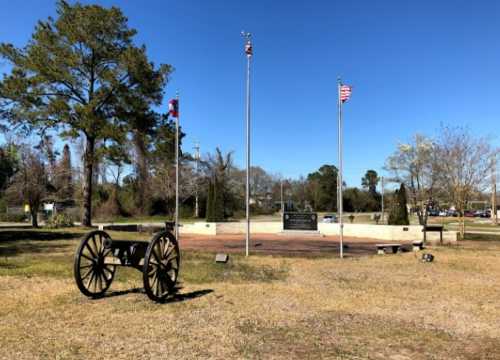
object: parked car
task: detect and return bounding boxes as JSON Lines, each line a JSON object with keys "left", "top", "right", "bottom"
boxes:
{"left": 446, "top": 210, "right": 459, "bottom": 217}
{"left": 481, "top": 210, "right": 491, "bottom": 218}
{"left": 428, "top": 209, "right": 440, "bottom": 217}
{"left": 473, "top": 210, "right": 485, "bottom": 217}
{"left": 439, "top": 210, "right": 448, "bottom": 217}
{"left": 464, "top": 210, "right": 475, "bottom": 217}
{"left": 322, "top": 214, "right": 337, "bottom": 223}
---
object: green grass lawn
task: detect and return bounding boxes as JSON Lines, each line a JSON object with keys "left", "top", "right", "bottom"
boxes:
{"left": 0, "top": 227, "right": 288, "bottom": 284}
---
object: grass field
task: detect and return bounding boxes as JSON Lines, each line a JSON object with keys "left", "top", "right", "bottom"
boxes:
{"left": 1, "top": 228, "right": 500, "bottom": 359}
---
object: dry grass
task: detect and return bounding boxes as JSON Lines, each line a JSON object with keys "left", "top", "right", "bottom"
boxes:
{"left": 1, "top": 228, "right": 500, "bottom": 359}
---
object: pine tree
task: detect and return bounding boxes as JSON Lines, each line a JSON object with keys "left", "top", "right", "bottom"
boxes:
{"left": 214, "top": 177, "right": 225, "bottom": 221}
{"left": 388, "top": 189, "right": 399, "bottom": 225}
{"left": 388, "top": 183, "right": 410, "bottom": 225}
{"left": 398, "top": 183, "right": 410, "bottom": 225}
{"left": 206, "top": 180, "right": 215, "bottom": 222}
{"left": 56, "top": 144, "right": 73, "bottom": 201}
{"left": 0, "top": 1, "right": 172, "bottom": 226}
{"left": 206, "top": 177, "right": 225, "bottom": 222}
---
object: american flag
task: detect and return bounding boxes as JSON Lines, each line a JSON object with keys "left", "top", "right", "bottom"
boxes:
{"left": 169, "top": 99, "right": 179, "bottom": 118}
{"left": 340, "top": 85, "right": 352, "bottom": 103}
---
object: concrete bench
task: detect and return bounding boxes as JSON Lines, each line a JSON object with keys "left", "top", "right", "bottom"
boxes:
{"left": 376, "top": 244, "right": 402, "bottom": 255}
{"left": 412, "top": 241, "right": 424, "bottom": 251}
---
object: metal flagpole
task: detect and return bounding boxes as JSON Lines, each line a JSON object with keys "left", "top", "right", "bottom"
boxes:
{"left": 492, "top": 155, "right": 498, "bottom": 225}
{"left": 381, "top": 176, "right": 385, "bottom": 223}
{"left": 175, "top": 92, "right": 180, "bottom": 241}
{"left": 281, "top": 179, "right": 284, "bottom": 215}
{"left": 337, "top": 78, "right": 344, "bottom": 259}
{"left": 194, "top": 141, "right": 200, "bottom": 218}
{"left": 242, "top": 31, "right": 252, "bottom": 257}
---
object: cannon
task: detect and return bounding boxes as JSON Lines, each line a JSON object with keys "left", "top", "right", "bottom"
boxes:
{"left": 73, "top": 222, "right": 180, "bottom": 303}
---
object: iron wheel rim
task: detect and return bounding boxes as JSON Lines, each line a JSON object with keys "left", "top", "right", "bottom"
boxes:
{"left": 143, "top": 231, "right": 180, "bottom": 302}
{"left": 74, "top": 231, "right": 115, "bottom": 298}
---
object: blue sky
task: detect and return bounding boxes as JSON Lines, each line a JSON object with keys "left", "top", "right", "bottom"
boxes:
{"left": 1, "top": 0, "right": 499, "bottom": 187}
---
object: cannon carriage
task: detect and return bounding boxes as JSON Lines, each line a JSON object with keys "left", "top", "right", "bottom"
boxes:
{"left": 73, "top": 222, "right": 180, "bottom": 303}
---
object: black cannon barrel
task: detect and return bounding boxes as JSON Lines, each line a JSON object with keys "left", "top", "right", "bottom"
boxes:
{"left": 104, "top": 239, "right": 149, "bottom": 252}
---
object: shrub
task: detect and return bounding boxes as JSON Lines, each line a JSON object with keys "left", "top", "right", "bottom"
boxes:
{"left": 0, "top": 197, "right": 6, "bottom": 213}
{"left": 0, "top": 213, "right": 26, "bottom": 222}
{"left": 46, "top": 213, "right": 74, "bottom": 228}
{"left": 180, "top": 205, "right": 194, "bottom": 219}
{"left": 94, "top": 189, "right": 130, "bottom": 221}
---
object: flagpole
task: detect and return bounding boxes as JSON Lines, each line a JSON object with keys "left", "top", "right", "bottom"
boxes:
{"left": 493, "top": 155, "right": 498, "bottom": 225}
{"left": 194, "top": 141, "right": 200, "bottom": 218}
{"left": 280, "top": 179, "right": 284, "bottom": 216}
{"left": 381, "top": 176, "right": 385, "bottom": 224}
{"left": 337, "top": 78, "right": 344, "bottom": 259}
{"left": 175, "top": 91, "right": 180, "bottom": 241}
{"left": 242, "top": 31, "right": 252, "bottom": 257}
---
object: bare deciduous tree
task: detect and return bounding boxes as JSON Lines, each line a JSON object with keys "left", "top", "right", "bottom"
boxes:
{"left": 6, "top": 147, "right": 47, "bottom": 227}
{"left": 385, "top": 134, "right": 438, "bottom": 225}
{"left": 435, "top": 126, "right": 498, "bottom": 237}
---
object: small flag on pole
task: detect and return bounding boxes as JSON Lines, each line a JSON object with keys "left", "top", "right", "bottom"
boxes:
{"left": 340, "top": 85, "right": 352, "bottom": 102}
{"left": 245, "top": 40, "right": 253, "bottom": 57}
{"left": 168, "top": 99, "right": 179, "bottom": 118}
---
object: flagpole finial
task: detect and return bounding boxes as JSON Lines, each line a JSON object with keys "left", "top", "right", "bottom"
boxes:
{"left": 241, "top": 31, "right": 251, "bottom": 40}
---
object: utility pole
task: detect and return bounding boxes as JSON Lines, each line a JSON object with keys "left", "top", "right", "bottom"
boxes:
{"left": 193, "top": 141, "right": 200, "bottom": 218}
{"left": 242, "top": 31, "right": 253, "bottom": 257}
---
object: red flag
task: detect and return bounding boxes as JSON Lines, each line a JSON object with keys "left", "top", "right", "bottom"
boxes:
{"left": 168, "top": 99, "right": 179, "bottom": 118}
{"left": 340, "top": 85, "right": 352, "bottom": 103}
{"left": 245, "top": 40, "right": 253, "bottom": 57}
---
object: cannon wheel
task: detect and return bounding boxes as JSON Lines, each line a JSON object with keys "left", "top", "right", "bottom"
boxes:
{"left": 74, "top": 230, "right": 116, "bottom": 298}
{"left": 143, "top": 230, "right": 180, "bottom": 303}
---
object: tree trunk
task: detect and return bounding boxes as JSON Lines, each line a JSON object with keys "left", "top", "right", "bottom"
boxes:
{"left": 82, "top": 136, "right": 95, "bottom": 227}
{"left": 417, "top": 210, "right": 424, "bottom": 225}
{"left": 460, "top": 215, "right": 465, "bottom": 240}
{"left": 459, "top": 197, "right": 466, "bottom": 240}
{"left": 30, "top": 208, "right": 38, "bottom": 228}
{"left": 134, "top": 131, "right": 149, "bottom": 215}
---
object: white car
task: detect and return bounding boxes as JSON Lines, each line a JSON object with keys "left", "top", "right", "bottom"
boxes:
{"left": 322, "top": 215, "right": 337, "bottom": 223}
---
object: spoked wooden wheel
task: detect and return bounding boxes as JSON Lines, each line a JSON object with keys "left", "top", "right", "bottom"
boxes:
{"left": 143, "top": 231, "right": 180, "bottom": 303}
{"left": 74, "top": 230, "right": 116, "bottom": 298}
